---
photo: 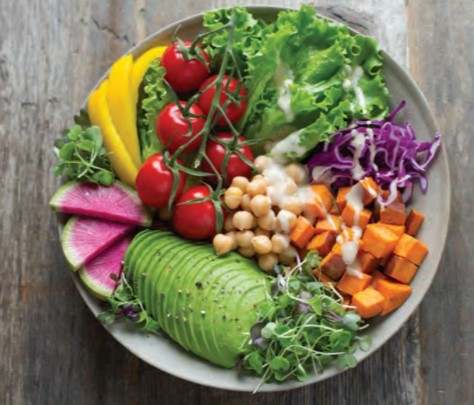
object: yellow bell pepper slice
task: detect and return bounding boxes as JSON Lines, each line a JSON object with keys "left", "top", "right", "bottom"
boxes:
{"left": 88, "top": 80, "right": 138, "bottom": 187}
{"left": 107, "top": 55, "right": 142, "bottom": 168}
{"left": 131, "top": 46, "right": 167, "bottom": 98}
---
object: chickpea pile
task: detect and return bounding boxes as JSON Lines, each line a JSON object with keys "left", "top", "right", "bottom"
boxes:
{"left": 213, "top": 156, "right": 309, "bottom": 272}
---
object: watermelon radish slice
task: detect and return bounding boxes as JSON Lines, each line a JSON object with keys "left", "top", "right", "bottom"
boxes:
{"left": 62, "top": 216, "right": 134, "bottom": 270}
{"left": 50, "top": 181, "right": 151, "bottom": 226}
{"left": 78, "top": 235, "right": 132, "bottom": 300}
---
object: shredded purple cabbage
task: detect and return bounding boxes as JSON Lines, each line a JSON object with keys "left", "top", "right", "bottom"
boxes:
{"left": 307, "top": 101, "right": 442, "bottom": 203}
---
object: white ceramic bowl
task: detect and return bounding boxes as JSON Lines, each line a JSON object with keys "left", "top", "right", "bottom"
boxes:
{"left": 63, "top": 6, "right": 450, "bottom": 392}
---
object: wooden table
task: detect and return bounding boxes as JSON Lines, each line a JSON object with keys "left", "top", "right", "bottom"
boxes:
{"left": 1, "top": 1, "right": 471, "bottom": 404}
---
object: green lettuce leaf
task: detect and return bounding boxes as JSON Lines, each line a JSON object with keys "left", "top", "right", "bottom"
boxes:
{"left": 201, "top": 7, "right": 271, "bottom": 75}
{"left": 239, "top": 5, "right": 389, "bottom": 161}
{"left": 137, "top": 60, "right": 170, "bottom": 160}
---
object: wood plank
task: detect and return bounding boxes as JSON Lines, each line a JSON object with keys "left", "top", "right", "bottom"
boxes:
{"left": 408, "top": 1, "right": 474, "bottom": 404}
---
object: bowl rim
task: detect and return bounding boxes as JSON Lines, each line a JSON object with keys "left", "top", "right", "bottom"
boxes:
{"left": 65, "top": 4, "right": 451, "bottom": 392}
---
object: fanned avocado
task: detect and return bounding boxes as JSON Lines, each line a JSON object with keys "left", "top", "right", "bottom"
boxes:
{"left": 124, "top": 230, "right": 271, "bottom": 368}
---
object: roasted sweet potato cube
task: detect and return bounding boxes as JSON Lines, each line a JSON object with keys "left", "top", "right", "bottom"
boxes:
{"left": 321, "top": 251, "right": 346, "bottom": 280}
{"left": 377, "top": 223, "right": 405, "bottom": 239}
{"left": 406, "top": 209, "right": 425, "bottom": 236}
{"left": 307, "top": 231, "right": 336, "bottom": 257}
{"left": 374, "top": 190, "right": 402, "bottom": 220}
{"left": 296, "top": 247, "right": 308, "bottom": 260}
{"left": 290, "top": 216, "right": 315, "bottom": 249}
{"left": 369, "top": 270, "right": 388, "bottom": 288}
{"left": 380, "top": 253, "right": 392, "bottom": 267}
{"left": 315, "top": 215, "right": 342, "bottom": 235}
{"left": 352, "top": 288, "right": 385, "bottom": 318}
{"left": 342, "top": 294, "right": 352, "bottom": 306}
{"left": 393, "top": 233, "right": 429, "bottom": 265}
{"left": 358, "top": 251, "right": 379, "bottom": 274}
{"left": 374, "top": 278, "right": 412, "bottom": 315}
{"left": 384, "top": 255, "right": 418, "bottom": 284}
{"left": 304, "top": 184, "right": 334, "bottom": 219}
{"left": 313, "top": 268, "right": 335, "bottom": 285}
{"left": 336, "top": 186, "right": 352, "bottom": 211}
{"left": 336, "top": 272, "right": 373, "bottom": 296}
{"left": 362, "top": 224, "right": 400, "bottom": 259}
{"left": 341, "top": 203, "right": 372, "bottom": 230}
{"left": 331, "top": 242, "right": 342, "bottom": 254}
{"left": 380, "top": 189, "right": 403, "bottom": 203}
{"left": 380, "top": 201, "right": 407, "bottom": 225}
{"left": 360, "top": 177, "right": 380, "bottom": 205}
{"left": 329, "top": 202, "right": 340, "bottom": 215}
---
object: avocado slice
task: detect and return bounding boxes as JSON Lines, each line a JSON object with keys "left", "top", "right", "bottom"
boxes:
{"left": 126, "top": 230, "right": 270, "bottom": 368}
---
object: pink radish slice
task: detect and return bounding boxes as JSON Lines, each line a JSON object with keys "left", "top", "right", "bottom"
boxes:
{"left": 62, "top": 216, "right": 134, "bottom": 270}
{"left": 50, "top": 181, "right": 151, "bottom": 226}
{"left": 78, "top": 235, "right": 132, "bottom": 300}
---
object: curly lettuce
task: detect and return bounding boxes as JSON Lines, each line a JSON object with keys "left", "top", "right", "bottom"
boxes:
{"left": 137, "top": 60, "right": 170, "bottom": 160}
{"left": 238, "top": 5, "right": 389, "bottom": 160}
{"left": 201, "top": 7, "right": 271, "bottom": 75}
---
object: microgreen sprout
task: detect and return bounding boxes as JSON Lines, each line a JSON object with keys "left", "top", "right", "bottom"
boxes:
{"left": 54, "top": 123, "right": 115, "bottom": 186}
{"left": 98, "top": 273, "right": 160, "bottom": 333}
{"left": 241, "top": 250, "right": 370, "bottom": 388}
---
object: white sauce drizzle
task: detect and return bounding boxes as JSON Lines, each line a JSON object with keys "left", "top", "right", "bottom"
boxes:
{"left": 340, "top": 183, "right": 365, "bottom": 278}
{"left": 350, "top": 130, "right": 366, "bottom": 180}
{"left": 311, "top": 166, "right": 334, "bottom": 187}
{"left": 277, "top": 79, "right": 294, "bottom": 122}
{"left": 275, "top": 62, "right": 295, "bottom": 122}
{"left": 366, "top": 128, "right": 378, "bottom": 171}
{"left": 276, "top": 210, "right": 294, "bottom": 233}
{"left": 343, "top": 65, "right": 367, "bottom": 116}
{"left": 270, "top": 129, "right": 307, "bottom": 164}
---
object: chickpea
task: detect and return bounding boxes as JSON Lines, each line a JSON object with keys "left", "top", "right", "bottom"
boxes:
{"left": 232, "top": 211, "right": 256, "bottom": 230}
{"left": 213, "top": 234, "right": 234, "bottom": 256}
{"left": 254, "top": 227, "right": 271, "bottom": 238}
{"left": 231, "top": 176, "right": 249, "bottom": 193}
{"left": 241, "top": 194, "right": 252, "bottom": 212}
{"left": 282, "top": 196, "right": 303, "bottom": 216}
{"left": 225, "top": 231, "right": 239, "bottom": 250}
{"left": 284, "top": 179, "right": 298, "bottom": 195}
{"left": 257, "top": 175, "right": 271, "bottom": 186}
{"left": 247, "top": 179, "right": 267, "bottom": 197}
{"left": 251, "top": 235, "right": 273, "bottom": 255}
{"left": 285, "top": 163, "right": 308, "bottom": 185}
{"left": 276, "top": 209, "right": 297, "bottom": 233}
{"left": 238, "top": 245, "right": 256, "bottom": 258}
{"left": 271, "top": 233, "right": 290, "bottom": 254}
{"left": 250, "top": 195, "right": 271, "bottom": 217}
{"left": 258, "top": 253, "right": 279, "bottom": 272}
{"left": 224, "top": 187, "right": 243, "bottom": 210}
{"left": 279, "top": 246, "right": 298, "bottom": 265}
{"left": 254, "top": 155, "right": 269, "bottom": 173}
{"left": 224, "top": 214, "right": 236, "bottom": 232}
{"left": 235, "top": 230, "right": 255, "bottom": 248}
{"left": 257, "top": 210, "right": 276, "bottom": 231}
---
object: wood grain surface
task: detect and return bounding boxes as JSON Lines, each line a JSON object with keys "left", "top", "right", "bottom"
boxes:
{"left": 0, "top": 0, "right": 471, "bottom": 404}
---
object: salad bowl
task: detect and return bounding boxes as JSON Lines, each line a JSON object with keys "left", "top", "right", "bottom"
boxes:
{"left": 62, "top": 5, "right": 450, "bottom": 392}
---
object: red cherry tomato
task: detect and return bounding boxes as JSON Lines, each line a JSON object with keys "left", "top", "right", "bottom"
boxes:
{"left": 161, "top": 41, "right": 210, "bottom": 93}
{"left": 172, "top": 185, "right": 224, "bottom": 240}
{"left": 156, "top": 101, "right": 205, "bottom": 153}
{"left": 201, "top": 132, "right": 254, "bottom": 185}
{"left": 198, "top": 75, "right": 247, "bottom": 126}
{"left": 136, "top": 153, "right": 186, "bottom": 208}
